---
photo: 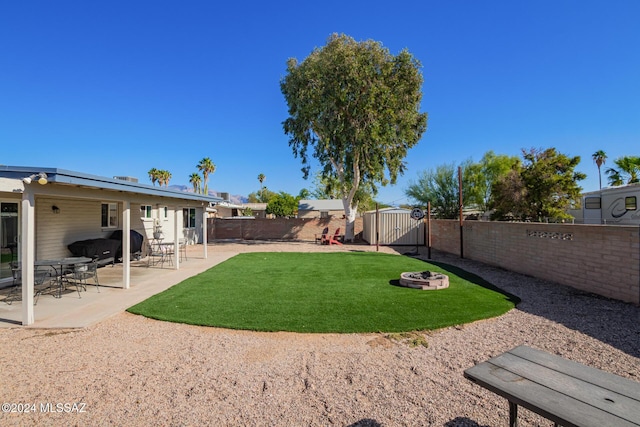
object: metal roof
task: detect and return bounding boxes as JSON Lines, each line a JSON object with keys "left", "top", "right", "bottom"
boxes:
{"left": 298, "top": 199, "right": 345, "bottom": 211}
{"left": 0, "top": 165, "right": 223, "bottom": 203}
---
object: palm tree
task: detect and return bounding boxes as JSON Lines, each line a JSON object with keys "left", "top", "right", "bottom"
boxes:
{"left": 258, "top": 173, "right": 266, "bottom": 201}
{"left": 606, "top": 156, "right": 640, "bottom": 186}
{"left": 591, "top": 150, "right": 607, "bottom": 189}
{"left": 155, "top": 169, "right": 171, "bottom": 187}
{"left": 148, "top": 168, "right": 160, "bottom": 186}
{"left": 160, "top": 170, "right": 172, "bottom": 187}
{"left": 197, "top": 157, "right": 216, "bottom": 195}
{"left": 189, "top": 173, "right": 202, "bottom": 193}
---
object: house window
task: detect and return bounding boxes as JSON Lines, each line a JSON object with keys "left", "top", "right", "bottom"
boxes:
{"left": 625, "top": 196, "right": 637, "bottom": 211}
{"left": 141, "top": 205, "right": 152, "bottom": 218}
{"left": 584, "top": 197, "right": 601, "bottom": 209}
{"left": 101, "top": 203, "right": 118, "bottom": 228}
{"left": 163, "top": 206, "right": 169, "bottom": 219}
{"left": 183, "top": 208, "right": 196, "bottom": 228}
{"left": 320, "top": 211, "right": 329, "bottom": 218}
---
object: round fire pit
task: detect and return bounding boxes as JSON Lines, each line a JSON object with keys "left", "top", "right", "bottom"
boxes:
{"left": 399, "top": 271, "right": 449, "bottom": 290}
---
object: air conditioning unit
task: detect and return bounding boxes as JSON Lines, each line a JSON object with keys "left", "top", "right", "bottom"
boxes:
{"left": 113, "top": 176, "right": 139, "bottom": 183}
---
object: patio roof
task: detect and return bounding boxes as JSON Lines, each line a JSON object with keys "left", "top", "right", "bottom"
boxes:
{"left": 1, "top": 165, "right": 222, "bottom": 326}
{"left": 0, "top": 166, "right": 223, "bottom": 203}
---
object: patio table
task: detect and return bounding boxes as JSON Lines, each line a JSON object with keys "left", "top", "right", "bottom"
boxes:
{"left": 35, "top": 257, "right": 92, "bottom": 298}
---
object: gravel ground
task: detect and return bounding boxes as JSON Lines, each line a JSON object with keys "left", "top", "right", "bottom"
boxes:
{"left": 0, "top": 242, "right": 638, "bottom": 426}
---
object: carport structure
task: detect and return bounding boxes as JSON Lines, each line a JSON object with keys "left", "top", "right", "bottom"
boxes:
{"left": 0, "top": 166, "right": 221, "bottom": 325}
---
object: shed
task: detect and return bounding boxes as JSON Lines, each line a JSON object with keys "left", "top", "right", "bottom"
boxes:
{"left": 362, "top": 207, "right": 425, "bottom": 245}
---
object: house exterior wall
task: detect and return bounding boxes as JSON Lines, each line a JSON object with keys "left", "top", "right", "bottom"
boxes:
{"left": 298, "top": 209, "right": 344, "bottom": 219}
{"left": 35, "top": 197, "right": 149, "bottom": 259}
{"left": 32, "top": 196, "right": 204, "bottom": 260}
{"left": 429, "top": 220, "right": 640, "bottom": 305}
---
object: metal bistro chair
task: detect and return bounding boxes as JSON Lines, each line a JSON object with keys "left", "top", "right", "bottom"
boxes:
{"left": 179, "top": 238, "right": 188, "bottom": 262}
{"left": 5, "top": 262, "right": 52, "bottom": 305}
{"left": 146, "top": 241, "right": 164, "bottom": 267}
{"left": 162, "top": 242, "right": 175, "bottom": 267}
{"left": 70, "top": 259, "right": 101, "bottom": 296}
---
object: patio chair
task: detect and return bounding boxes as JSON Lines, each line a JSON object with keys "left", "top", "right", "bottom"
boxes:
{"left": 6, "top": 262, "right": 52, "bottom": 305}
{"left": 179, "top": 238, "right": 187, "bottom": 262}
{"left": 162, "top": 242, "right": 175, "bottom": 267}
{"left": 315, "top": 227, "right": 329, "bottom": 245}
{"left": 328, "top": 228, "right": 343, "bottom": 245}
{"left": 71, "top": 259, "right": 101, "bottom": 295}
{"left": 146, "top": 242, "right": 163, "bottom": 267}
{"left": 5, "top": 261, "right": 22, "bottom": 305}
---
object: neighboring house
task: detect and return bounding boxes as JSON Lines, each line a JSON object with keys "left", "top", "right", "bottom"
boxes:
{"left": 242, "top": 203, "right": 268, "bottom": 218}
{"left": 0, "top": 166, "right": 221, "bottom": 325}
{"left": 298, "top": 199, "right": 345, "bottom": 219}
{"left": 213, "top": 200, "right": 247, "bottom": 218}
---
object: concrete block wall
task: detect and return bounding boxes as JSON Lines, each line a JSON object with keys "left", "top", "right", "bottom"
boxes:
{"left": 431, "top": 220, "right": 640, "bottom": 305}
{"left": 208, "top": 217, "right": 363, "bottom": 242}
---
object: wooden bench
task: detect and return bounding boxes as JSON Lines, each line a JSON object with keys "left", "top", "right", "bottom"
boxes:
{"left": 464, "top": 345, "right": 640, "bottom": 427}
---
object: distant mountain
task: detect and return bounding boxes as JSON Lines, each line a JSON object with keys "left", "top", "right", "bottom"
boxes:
{"left": 167, "top": 185, "right": 247, "bottom": 204}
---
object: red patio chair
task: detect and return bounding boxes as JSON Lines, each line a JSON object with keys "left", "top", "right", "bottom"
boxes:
{"left": 328, "top": 228, "right": 343, "bottom": 245}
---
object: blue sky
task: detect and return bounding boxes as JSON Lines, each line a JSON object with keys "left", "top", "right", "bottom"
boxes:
{"left": 2, "top": 1, "right": 638, "bottom": 205}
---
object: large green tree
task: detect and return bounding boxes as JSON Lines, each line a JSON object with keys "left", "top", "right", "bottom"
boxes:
{"left": 265, "top": 191, "right": 299, "bottom": 217}
{"left": 405, "top": 160, "right": 478, "bottom": 219}
{"left": 247, "top": 188, "right": 276, "bottom": 203}
{"left": 491, "top": 148, "right": 585, "bottom": 221}
{"left": 466, "top": 151, "right": 521, "bottom": 213}
{"left": 605, "top": 156, "right": 640, "bottom": 186}
{"left": 281, "top": 33, "right": 427, "bottom": 241}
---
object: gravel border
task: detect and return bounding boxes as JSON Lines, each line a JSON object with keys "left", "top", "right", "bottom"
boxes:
{"left": 1, "top": 243, "right": 638, "bottom": 426}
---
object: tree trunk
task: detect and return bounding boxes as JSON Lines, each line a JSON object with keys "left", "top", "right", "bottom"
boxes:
{"left": 343, "top": 201, "right": 357, "bottom": 242}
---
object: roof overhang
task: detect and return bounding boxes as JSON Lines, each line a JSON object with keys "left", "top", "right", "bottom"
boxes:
{"left": 0, "top": 166, "right": 223, "bottom": 204}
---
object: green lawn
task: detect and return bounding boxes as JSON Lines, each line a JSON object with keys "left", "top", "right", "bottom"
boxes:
{"left": 128, "top": 252, "right": 519, "bottom": 333}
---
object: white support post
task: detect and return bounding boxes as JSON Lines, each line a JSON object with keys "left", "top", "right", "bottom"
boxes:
{"left": 21, "top": 191, "right": 35, "bottom": 325}
{"left": 173, "top": 207, "right": 180, "bottom": 269}
{"left": 122, "top": 201, "right": 131, "bottom": 289}
{"left": 202, "top": 207, "right": 208, "bottom": 259}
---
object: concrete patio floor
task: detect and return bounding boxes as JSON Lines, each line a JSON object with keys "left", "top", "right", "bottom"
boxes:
{"left": 0, "top": 244, "right": 237, "bottom": 328}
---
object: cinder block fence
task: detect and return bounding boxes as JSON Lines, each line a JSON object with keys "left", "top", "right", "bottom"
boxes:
{"left": 430, "top": 220, "right": 640, "bottom": 305}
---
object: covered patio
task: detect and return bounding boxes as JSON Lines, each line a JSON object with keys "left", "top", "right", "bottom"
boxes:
{"left": 0, "top": 244, "right": 236, "bottom": 328}
{"left": 0, "top": 166, "right": 222, "bottom": 325}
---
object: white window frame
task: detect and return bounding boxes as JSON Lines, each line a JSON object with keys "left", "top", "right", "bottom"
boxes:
{"left": 101, "top": 202, "right": 118, "bottom": 228}
{"left": 183, "top": 208, "right": 196, "bottom": 228}
{"left": 141, "top": 205, "right": 153, "bottom": 218}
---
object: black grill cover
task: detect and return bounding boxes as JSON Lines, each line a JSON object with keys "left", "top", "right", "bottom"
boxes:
{"left": 67, "top": 239, "right": 120, "bottom": 262}
{"left": 109, "top": 229, "right": 144, "bottom": 258}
